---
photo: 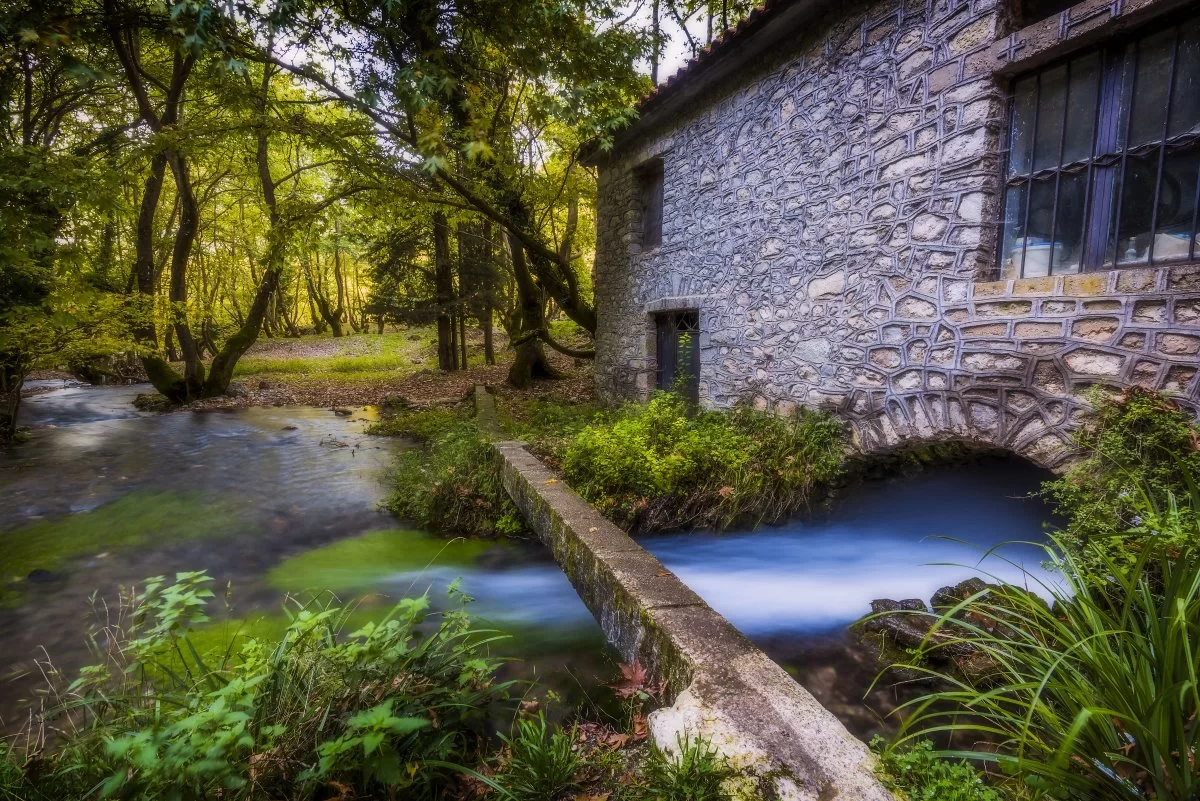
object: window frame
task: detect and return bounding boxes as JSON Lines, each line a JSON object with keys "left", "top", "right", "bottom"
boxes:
{"left": 635, "top": 159, "right": 665, "bottom": 251}
{"left": 997, "top": 6, "right": 1200, "bottom": 279}
{"left": 654, "top": 309, "right": 700, "bottom": 403}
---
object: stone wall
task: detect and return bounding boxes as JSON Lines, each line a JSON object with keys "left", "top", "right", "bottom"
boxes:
{"left": 592, "top": 0, "right": 1200, "bottom": 468}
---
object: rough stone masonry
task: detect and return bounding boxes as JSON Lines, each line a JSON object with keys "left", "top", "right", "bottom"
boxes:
{"left": 590, "top": 0, "right": 1200, "bottom": 468}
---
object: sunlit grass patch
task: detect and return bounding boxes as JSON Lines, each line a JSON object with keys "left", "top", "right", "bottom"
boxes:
{"left": 265, "top": 528, "right": 493, "bottom": 593}
{"left": 0, "top": 491, "right": 242, "bottom": 605}
{"left": 231, "top": 331, "right": 433, "bottom": 380}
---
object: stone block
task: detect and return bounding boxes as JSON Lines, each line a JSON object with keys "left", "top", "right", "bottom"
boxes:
{"left": 975, "top": 300, "right": 1033, "bottom": 317}
{"left": 1157, "top": 333, "right": 1200, "bottom": 357}
{"left": 1064, "top": 273, "right": 1110, "bottom": 296}
{"left": 1114, "top": 268, "right": 1157, "bottom": 293}
{"left": 962, "top": 322, "right": 1008, "bottom": 337}
{"left": 1174, "top": 298, "right": 1200, "bottom": 325}
{"left": 929, "top": 345, "right": 956, "bottom": 365}
{"left": 1118, "top": 332, "right": 1146, "bottom": 349}
{"left": 972, "top": 280, "right": 1008, "bottom": 297}
{"left": 869, "top": 347, "right": 903, "bottom": 368}
{"left": 1133, "top": 301, "right": 1167, "bottom": 323}
{"left": 896, "top": 295, "right": 939, "bottom": 319}
{"left": 962, "top": 352, "right": 1026, "bottom": 372}
{"left": 1064, "top": 348, "right": 1125, "bottom": 376}
{"left": 1012, "top": 276, "right": 1056, "bottom": 295}
{"left": 892, "top": 370, "right": 924, "bottom": 390}
{"left": 1163, "top": 365, "right": 1198, "bottom": 393}
{"left": 1014, "top": 321, "right": 1063, "bottom": 338}
{"left": 1033, "top": 360, "right": 1066, "bottom": 393}
{"left": 1131, "top": 360, "right": 1160, "bottom": 388}
{"left": 1070, "top": 317, "right": 1120, "bottom": 343}
{"left": 1168, "top": 264, "right": 1200, "bottom": 291}
{"left": 1040, "top": 300, "right": 1077, "bottom": 315}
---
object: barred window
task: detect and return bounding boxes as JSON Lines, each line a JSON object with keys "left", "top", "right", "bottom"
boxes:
{"left": 655, "top": 310, "right": 699, "bottom": 403}
{"left": 1000, "top": 11, "right": 1200, "bottom": 278}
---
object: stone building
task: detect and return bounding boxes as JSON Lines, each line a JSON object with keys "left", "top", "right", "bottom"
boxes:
{"left": 588, "top": 0, "right": 1200, "bottom": 468}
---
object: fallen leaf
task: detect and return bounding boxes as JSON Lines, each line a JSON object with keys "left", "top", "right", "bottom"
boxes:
{"left": 603, "top": 732, "right": 630, "bottom": 749}
{"left": 654, "top": 570, "right": 669, "bottom": 577}
{"left": 632, "top": 713, "right": 649, "bottom": 742}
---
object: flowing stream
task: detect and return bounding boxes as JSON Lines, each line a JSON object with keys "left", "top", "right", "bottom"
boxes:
{"left": 0, "top": 381, "right": 1057, "bottom": 738}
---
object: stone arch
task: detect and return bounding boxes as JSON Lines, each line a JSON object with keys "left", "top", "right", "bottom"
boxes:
{"left": 845, "top": 390, "right": 1077, "bottom": 471}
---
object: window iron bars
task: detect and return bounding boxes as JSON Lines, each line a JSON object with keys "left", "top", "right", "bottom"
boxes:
{"left": 1000, "top": 11, "right": 1200, "bottom": 278}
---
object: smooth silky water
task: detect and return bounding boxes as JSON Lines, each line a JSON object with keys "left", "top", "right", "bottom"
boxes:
{"left": 0, "top": 382, "right": 1057, "bottom": 738}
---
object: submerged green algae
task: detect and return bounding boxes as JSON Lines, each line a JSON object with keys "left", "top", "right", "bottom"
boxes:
{"left": 1, "top": 491, "right": 242, "bottom": 605}
{"left": 265, "top": 528, "right": 494, "bottom": 593}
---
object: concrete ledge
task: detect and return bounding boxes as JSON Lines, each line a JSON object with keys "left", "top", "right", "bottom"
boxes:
{"left": 492, "top": 439, "right": 895, "bottom": 800}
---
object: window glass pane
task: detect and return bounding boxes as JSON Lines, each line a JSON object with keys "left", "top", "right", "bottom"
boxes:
{"left": 1000, "top": 184, "right": 1028, "bottom": 279}
{"left": 1033, "top": 66, "right": 1068, "bottom": 171}
{"left": 1152, "top": 146, "right": 1200, "bottom": 261}
{"left": 1063, "top": 53, "right": 1099, "bottom": 165}
{"left": 1025, "top": 178, "right": 1059, "bottom": 275}
{"left": 1115, "top": 154, "right": 1160, "bottom": 264}
{"left": 1051, "top": 172, "right": 1088, "bottom": 274}
{"left": 1129, "top": 29, "right": 1176, "bottom": 147}
{"left": 1009, "top": 76, "right": 1037, "bottom": 177}
{"left": 1169, "top": 18, "right": 1200, "bottom": 138}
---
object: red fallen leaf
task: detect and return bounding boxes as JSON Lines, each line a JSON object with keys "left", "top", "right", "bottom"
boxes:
{"left": 611, "top": 659, "right": 648, "bottom": 698}
{"left": 604, "top": 732, "right": 630, "bottom": 749}
{"left": 632, "top": 712, "right": 649, "bottom": 742}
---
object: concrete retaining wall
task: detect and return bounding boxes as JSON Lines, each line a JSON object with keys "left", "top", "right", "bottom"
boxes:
{"left": 491, "top": 437, "right": 894, "bottom": 800}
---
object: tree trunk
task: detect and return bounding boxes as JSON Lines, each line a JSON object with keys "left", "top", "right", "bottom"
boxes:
{"left": 434, "top": 211, "right": 457, "bottom": 371}
{"left": 506, "top": 232, "right": 560, "bottom": 388}
{"left": 0, "top": 358, "right": 26, "bottom": 447}
{"left": 459, "top": 307, "right": 467, "bottom": 369}
{"left": 482, "top": 302, "right": 495, "bottom": 365}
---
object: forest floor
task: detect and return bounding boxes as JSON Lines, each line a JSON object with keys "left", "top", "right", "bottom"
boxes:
{"left": 186, "top": 323, "right": 595, "bottom": 410}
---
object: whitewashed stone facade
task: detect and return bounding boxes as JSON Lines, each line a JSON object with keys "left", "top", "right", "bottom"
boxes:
{"left": 592, "top": 0, "right": 1200, "bottom": 468}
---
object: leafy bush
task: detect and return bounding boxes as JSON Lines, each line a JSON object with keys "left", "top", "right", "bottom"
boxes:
{"left": 634, "top": 736, "right": 733, "bottom": 801}
{"left": 495, "top": 714, "right": 581, "bottom": 801}
{"left": 872, "top": 739, "right": 1003, "bottom": 801}
{"left": 562, "top": 392, "right": 844, "bottom": 532}
{"left": 893, "top": 523, "right": 1200, "bottom": 801}
{"left": 7, "top": 572, "right": 513, "bottom": 800}
{"left": 1044, "top": 387, "right": 1200, "bottom": 571}
{"left": 497, "top": 397, "right": 605, "bottom": 467}
{"left": 381, "top": 410, "right": 526, "bottom": 537}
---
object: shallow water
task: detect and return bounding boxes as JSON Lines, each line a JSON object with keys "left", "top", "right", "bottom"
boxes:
{"left": 1, "top": 382, "right": 1057, "bottom": 738}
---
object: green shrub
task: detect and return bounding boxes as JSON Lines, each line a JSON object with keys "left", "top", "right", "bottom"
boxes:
{"left": 562, "top": 392, "right": 844, "bottom": 532}
{"left": 872, "top": 739, "right": 1003, "bottom": 801}
{"left": 892, "top": 521, "right": 1200, "bottom": 801}
{"left": 496, "top": 714, "right": 581, "bottom": 801}
{"left": 1044, "top": 387, "right": 1200, "bottom": 571}
{"left": 633, "top": 736, "right": 733, "bottom": 801}
{"left": 8, "top": 572, "right": 513, "bottom": 800}
{"left": 382, "top": 413, "right": 525, "bottom": 538}
{"left": 497, "top": 397, "right": 605, "bottom": 466}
